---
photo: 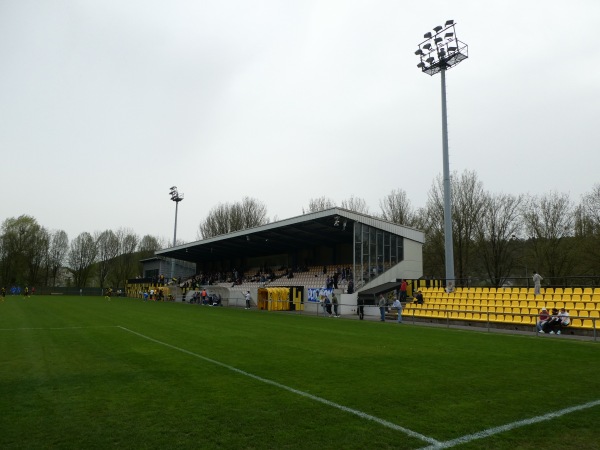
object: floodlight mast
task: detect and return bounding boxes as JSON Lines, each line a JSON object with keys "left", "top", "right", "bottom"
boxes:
{"left": 169, "top": 186, "right": 184, "bottom": 280}
{"left": 415, "top": 20, "right": 468, "bottom": 289}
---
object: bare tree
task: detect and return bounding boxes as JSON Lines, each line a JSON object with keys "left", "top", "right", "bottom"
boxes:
{"left": 522, "top": 192, "right": 575, "bottom": 279}
{"left": 67, "top": 232, "right": 98, "bottom": 287}
{"left": 422, "top": 170, "right": 487, "bottom": 281}
{"left": 379, "top": 189, "right": 417, "bottom": 226}
{"left": 340, "top": 195, "right": 369, "bottom": 214}
{"left": 475, "top": 193, "right": 524, "bottom": 286}
{"left": 25, "top": 226, "right": 50, "bottom": 286}
{"left": 46, "top": 230, "right": 69, "bottom": 287}
{"left": 96, "top": 230, "right": 119, "bottom": 289}
{"left": 138, "top": 234, "right": 164, "bottom": 274}
{"left": 574, "top": 184, "right": 600, "bottom": 274}
{"left": 197, "top": 197, "right": 269, "bottom": 239}
{"left": 302, "top": 197, "right": 336, "bottom": 214}
{"left": 422, "top": 184, "right": 446, "bottom": 278}
{"left": 451, "top": 171, "right": 487, "bottom": 281}
{"left": 109, "top": 228, "right": 139, "bottom": 288}
{"left": 139, "top": 235, "right": 163, "bottom": 254}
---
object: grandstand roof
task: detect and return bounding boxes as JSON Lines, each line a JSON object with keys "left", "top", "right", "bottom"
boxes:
{"left": 155, "top": 208, "right": 424, "bottom": 264}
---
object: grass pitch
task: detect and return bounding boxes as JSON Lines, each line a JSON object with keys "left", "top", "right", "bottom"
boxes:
{"left": 0, "top": 295, "right": 598, "bottom": 449}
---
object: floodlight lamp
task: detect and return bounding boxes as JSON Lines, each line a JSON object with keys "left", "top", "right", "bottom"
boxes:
{"left": 435, "top": 37, "right": 443, "bottom": 44}
{"left": 423, "top": 43, "right": 432, "bottom": 50}
{"left": 415, "top": 49, "right": 423, "bottom": 55}
{"left": 445, "top": 32, "right": 454, "bottom": 38}
{"left": 424, "top": 32, "right": 432, "bottom": 39}
{"left": 433, "top": 25, "right": 443, "bottom": 32}
{"left": 170, "top": 186, "right": 176, "bottom": 191}
{"left": 448, "top": 46, "right": 457, "bottom": 52}
{"left": 426, "top": 57, "right": 435, "bottom": 63}
{"left": 417, "top": 62, "right": 425, "bottom": 68}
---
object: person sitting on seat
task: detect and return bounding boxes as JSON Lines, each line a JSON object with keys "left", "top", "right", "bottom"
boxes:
{"left": 541, "top": 308, "right": 559, "bottom": 334}
{"left": 537, "top": 307, "right": 549, "bottom": 332}
{"left": 548, "top": 308, "right": 570, "bottom": 334}
{"left": 413, "top": 290, "right": 424, "bottom": 304}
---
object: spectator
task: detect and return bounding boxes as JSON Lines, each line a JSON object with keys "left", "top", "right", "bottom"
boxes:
{"left": 245, "top": 291, "right": 252, "bottom": 309}
{"left": 414, "top": 290, "right": 424, "bottom": 304}
{"left": 549, "top": 308, "right": 570, "bottom": 334}
{"left": 332, "top": 293, "right": 340, "bottom": 317}
{"left": 532, "top": 271, "right": 543, "bottom": 296}
{"left": 399, "top": 279, "right": 407, "bottom": 302}
{"left": 392, "top": 297, "right": 403, "bottom": 324}
{"left": 325, "top": 296, "right": 333, "bottom": 317}
{"left": 378, "top": 294, "right": 386, "bottom": 322}
{"left": 357, "top": 296, "right": 364, "bottom": 320}
{"left": 541, "top": 308, "right": 559, "bottom": 333}
{"left": 537, "top": 307, "right": 549, "bottom": 332}
{"left": 445, "top": 282, "right": 455, "bottom": 294}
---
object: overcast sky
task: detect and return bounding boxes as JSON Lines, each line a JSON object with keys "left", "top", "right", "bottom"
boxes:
{"left": 1, "top": 0, "right": 599, "bottom": 245}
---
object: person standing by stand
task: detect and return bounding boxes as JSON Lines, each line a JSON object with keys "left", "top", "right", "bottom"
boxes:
{"left": 532, "top": 271, "right": 543, "bottom": 296}
{"left": 245, "top": 291, "right": 252, "bottom": 309}
{"left": 357, "top": 297, "right": 364, "bottom": 320}
{"left": 332, "top": 293, "right": 340, "bottom": 317}
{"left": 399, "top": 280, "right": 407, "bottom": 302}
{"left": 392, "top": 297, "right": 403, "bottom": 324}
{"left": 378, "top": 294, "right": 386, "bottom": 322}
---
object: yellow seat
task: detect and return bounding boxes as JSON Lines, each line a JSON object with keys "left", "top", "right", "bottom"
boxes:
{"left": 522, "top": 315, "right": 534, "bottom": 325}
{"left": 571, "top": 319, "right": 583, "bottom": 328}
{"left": 582, "top": 319, "right": 594, "bottom": 329}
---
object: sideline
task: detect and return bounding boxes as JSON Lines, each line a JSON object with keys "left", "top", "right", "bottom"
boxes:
{"left": 117, "top": 325, "right": 441, "bottom": 446}
{"left": 419, "top": 399, "right": 600, "bottom": 449}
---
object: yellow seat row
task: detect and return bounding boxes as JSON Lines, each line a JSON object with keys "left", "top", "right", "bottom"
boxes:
{"left": 404, "top": 305, "right": 598, "bottom": 329}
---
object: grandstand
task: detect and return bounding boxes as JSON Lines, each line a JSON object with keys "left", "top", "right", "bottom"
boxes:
{"left": 132, "top": 208, "right": 425, "bottom": 312}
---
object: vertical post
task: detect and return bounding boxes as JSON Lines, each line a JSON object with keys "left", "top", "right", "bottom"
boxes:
{"left": 171, "top": 201, "right": 178, "bottom": 279}
{"left": 440, "top": 68, "right": 455, "bottom": 286}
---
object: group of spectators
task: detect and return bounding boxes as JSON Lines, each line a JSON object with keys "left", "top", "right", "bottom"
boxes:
{"left": 320, "top": 292, "right": 340, "bottom": 317}
{"left": 537, "top": 307, "right": 570, "bottom": 334}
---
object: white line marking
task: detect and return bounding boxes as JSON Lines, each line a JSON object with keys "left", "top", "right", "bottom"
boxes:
{"left": 117, "top": 326, "right": 441, "bottom": 446}
{"left": 0, "top": 326, "right": 118, "bottom": 331}
{"left": 420, "top": 399, "right": 600, "bottom": 449}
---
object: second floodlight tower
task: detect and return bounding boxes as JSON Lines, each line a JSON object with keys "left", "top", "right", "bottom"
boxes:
{"left": 415, "top": 20, "right": 468, "bottom": 288}
{"left": 169, "top": 186, "right": 184, "bottom": 280}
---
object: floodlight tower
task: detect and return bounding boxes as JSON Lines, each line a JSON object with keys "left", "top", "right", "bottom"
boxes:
{"left": 415, "top": 20, "right": 468, "bottom": 289}
{"left": 169, "top": 186, "right": 184, "bottom": 280}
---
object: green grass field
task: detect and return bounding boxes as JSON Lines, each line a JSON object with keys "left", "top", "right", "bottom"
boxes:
{"left": 0, "top": 295, "right": 598, "bottom": 449}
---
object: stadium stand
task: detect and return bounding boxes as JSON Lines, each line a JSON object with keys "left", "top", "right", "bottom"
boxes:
{"left": 402, "top": 286, "right": 598, "bottom": 332}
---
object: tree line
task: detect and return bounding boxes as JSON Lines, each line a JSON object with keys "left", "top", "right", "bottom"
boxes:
{"left": 3, "top": 173, "right": 598, "bottom": 289}
{"left": 0, "top": 216, "right": 164, "bottom": 289}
